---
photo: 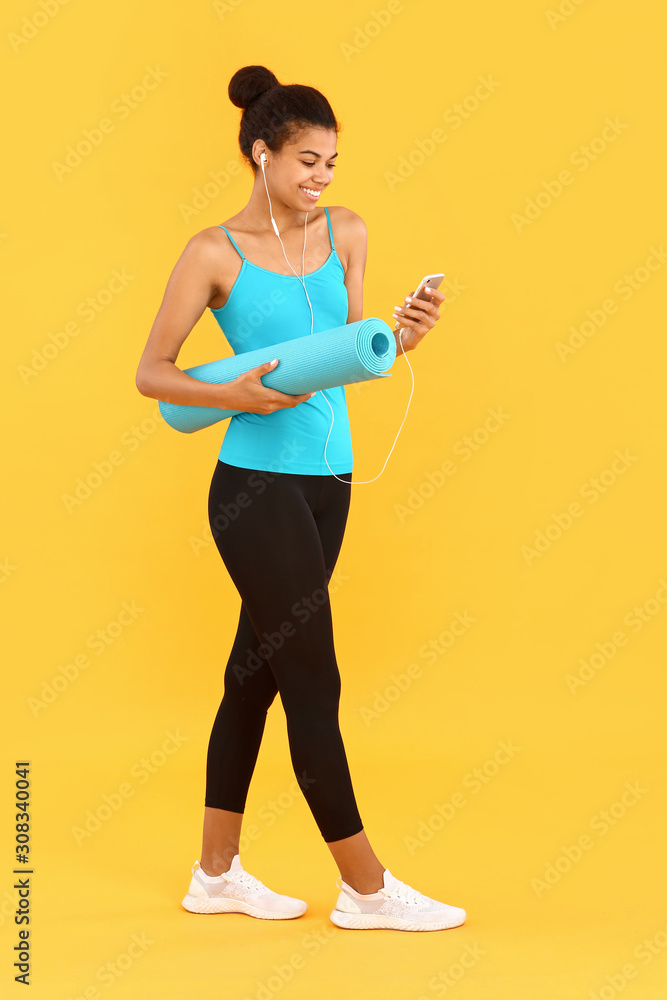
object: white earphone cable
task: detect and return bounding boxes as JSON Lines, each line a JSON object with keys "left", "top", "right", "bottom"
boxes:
{"left": 260, "top": 152, "right": 413, "bottom": 485}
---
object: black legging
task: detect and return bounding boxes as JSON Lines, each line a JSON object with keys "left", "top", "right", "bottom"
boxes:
{"left": 204, "top": 460, "right": 364, "bottom": 843}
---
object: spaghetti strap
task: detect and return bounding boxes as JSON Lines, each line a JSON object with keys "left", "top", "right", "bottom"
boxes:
{"left": 221, "top": 215, "right": 333, "bottom": 257}
{"left": 218, "top": 225, "right": 246, "bottom": 261}
{"left": 324, "top": 206, "right": 335, "bottom": 252}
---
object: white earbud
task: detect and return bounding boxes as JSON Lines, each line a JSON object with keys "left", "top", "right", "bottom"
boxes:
{"left": 259, "top": 151, "right": 280, "bottom": 236}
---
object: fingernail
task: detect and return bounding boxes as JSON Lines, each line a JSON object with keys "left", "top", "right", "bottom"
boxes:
{"left": 271, "top": 358, "right": 278, "bottom": 364}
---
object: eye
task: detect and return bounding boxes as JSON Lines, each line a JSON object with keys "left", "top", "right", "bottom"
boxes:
{"left": 301, "top": 161, "right": 336, "bottom": 168}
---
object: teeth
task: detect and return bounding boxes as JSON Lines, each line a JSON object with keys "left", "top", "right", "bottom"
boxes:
{"left": 300, "top": 186, "right": 321, "bottom": 197}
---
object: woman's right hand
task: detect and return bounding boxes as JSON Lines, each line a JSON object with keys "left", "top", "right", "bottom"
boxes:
{"left": 221, "top": 359, "right": 316, "bottom": 414}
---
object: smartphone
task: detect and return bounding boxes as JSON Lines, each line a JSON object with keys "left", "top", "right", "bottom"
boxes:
{"left": 394, "top": 272, "right": 445, "bottom": 331}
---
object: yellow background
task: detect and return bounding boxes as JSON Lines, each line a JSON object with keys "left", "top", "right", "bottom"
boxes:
{"left": 2, "top": 0, "right": 666, "bottom": 997}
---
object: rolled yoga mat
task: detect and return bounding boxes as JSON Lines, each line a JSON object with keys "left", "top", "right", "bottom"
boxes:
{"left": 158, "top": 317, "right": 397, "bottom": 433}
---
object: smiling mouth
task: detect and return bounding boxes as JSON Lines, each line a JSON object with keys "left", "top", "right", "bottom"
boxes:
{"left": 299, "top": 186, "right": 323, "bottom": 199}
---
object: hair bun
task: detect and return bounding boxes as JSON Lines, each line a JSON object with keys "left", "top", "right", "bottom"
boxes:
{"left": 228, "top": 65, "right": 280, "bottom": 110}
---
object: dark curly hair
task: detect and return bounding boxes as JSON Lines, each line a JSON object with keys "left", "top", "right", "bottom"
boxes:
{"left": 228, "top": 65, "right": 341, "bottom": 173}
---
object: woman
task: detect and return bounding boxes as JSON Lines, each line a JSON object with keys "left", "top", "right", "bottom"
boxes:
{"left": 135, "top": 65, "right": 464, "bottom": 932}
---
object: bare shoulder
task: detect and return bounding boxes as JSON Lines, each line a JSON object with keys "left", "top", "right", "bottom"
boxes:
{"left": 187, "top": 224, "right": 231, "bottom": 256}
{"left": 184, "top": 223, "right": 237, "bottom": 273}
{"left": 167, "top": 225, "right": 239, "bottom": 309}
{"left": 327, "top": 206, "right": 367, "bottom": 272}
{"left": 328, "top": 205, "right": 367, "bottom": 236}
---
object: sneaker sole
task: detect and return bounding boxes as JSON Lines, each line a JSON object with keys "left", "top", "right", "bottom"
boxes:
{"left": 182, "top": 894, "right": 306, "bottom": 919}
{"left": 329, "top": 908, "right": 466, "bottom": 932}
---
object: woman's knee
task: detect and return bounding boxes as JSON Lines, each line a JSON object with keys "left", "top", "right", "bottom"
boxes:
{"left": 222, "top": 664, "right": 279, "bottom": 713}
{"left": 281, "top": 673, "right": 342, "bottom": 723}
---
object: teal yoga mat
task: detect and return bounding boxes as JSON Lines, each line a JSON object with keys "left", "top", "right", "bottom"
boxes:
{"left": 158, "top": 317, "right": 396, "bottom": 433}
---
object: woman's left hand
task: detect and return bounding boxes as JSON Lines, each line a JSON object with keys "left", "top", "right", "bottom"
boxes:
{"left": 392, "top": 286, "right": 445, "bottom": 352}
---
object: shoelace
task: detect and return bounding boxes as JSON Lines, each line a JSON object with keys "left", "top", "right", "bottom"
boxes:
{"left": 222, "top": 869, "right": 268, "bottom": 892}
{"left": 336, "top": 872, "right": 427, "bottom": 906}
{"left": 381, "top": 878, "right": 424, "bottom": 906}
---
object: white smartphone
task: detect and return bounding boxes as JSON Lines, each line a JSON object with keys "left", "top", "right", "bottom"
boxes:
{"left": 394, "top": 272, "right": 445, "bottom": 331}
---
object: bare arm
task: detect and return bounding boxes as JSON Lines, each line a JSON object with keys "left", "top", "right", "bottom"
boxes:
{"left": 134, "top": 230, "right": 313, "bottom": 414}
{"left": 342, "top": 211, "right": 367, "bottom": 325}
{"left": 135, "top": 230, "right": 229, "bottom": 406}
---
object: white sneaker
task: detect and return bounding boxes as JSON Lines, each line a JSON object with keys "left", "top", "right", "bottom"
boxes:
{"left": 182, "top": 856, "right": 308, "bottom": 920}
{"left": 329, "top": 868, "right": 466, "bottom": 931}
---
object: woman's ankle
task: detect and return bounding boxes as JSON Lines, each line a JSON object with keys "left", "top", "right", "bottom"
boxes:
{"left": 199, "top": 853, "right": 237, "bottom": 876}
{"left": 343, "top": 877, "right": 385, "bottom": 894}
{"left": 340, "top": 864, "right": 386, "bottom": 895}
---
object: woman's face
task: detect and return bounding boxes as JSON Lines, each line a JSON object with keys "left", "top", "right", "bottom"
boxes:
{"left": 263, "top": 127, "right": 338, "bottom": 210}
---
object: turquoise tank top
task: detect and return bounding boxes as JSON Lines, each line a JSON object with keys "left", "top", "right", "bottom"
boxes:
{"left": 209, "top": 206, "right": 353, "bottom": 475}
